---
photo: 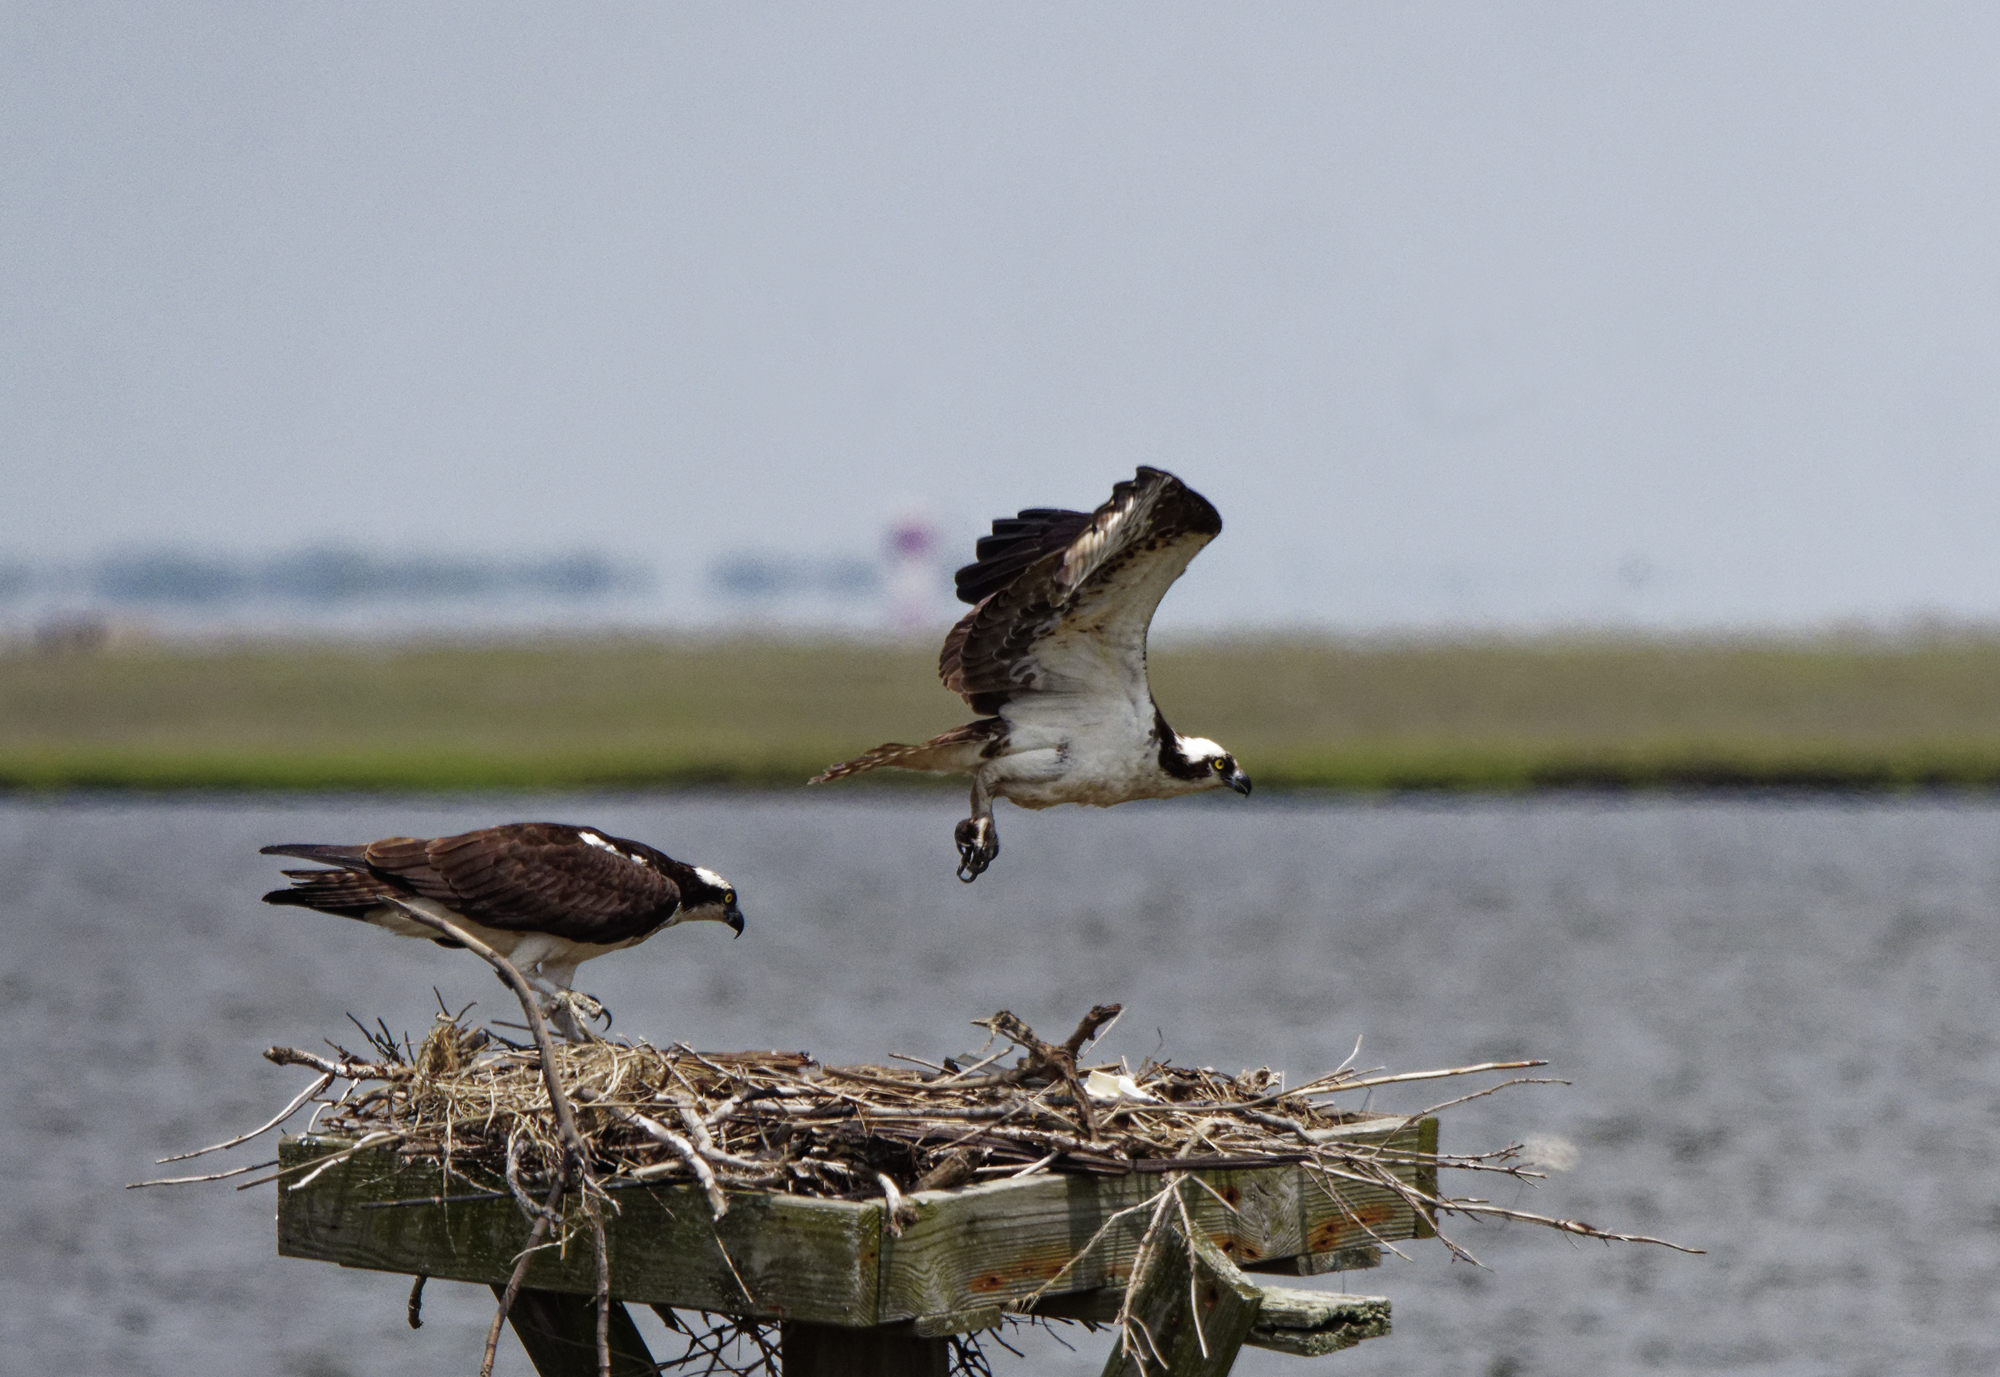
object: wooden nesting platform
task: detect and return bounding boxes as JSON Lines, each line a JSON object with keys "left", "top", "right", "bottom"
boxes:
{"left": 277, "top": 1111, "right": 1434, "bottom": 1374}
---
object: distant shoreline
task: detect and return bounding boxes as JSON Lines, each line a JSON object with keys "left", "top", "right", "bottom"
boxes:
{"left": 9, "top": 633, "right": 2000, "bottom": 794}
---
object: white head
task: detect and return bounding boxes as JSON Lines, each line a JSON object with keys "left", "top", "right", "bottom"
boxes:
{"left": 673, "top": 864, "right": 744, "bottom": 935}
{"left": 1162, "top": 734, "right": 1253, "bottom": 797}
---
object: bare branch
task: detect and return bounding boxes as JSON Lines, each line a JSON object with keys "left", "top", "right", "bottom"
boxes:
{"left": 157, "top": 1072, "right": 334, "bottom": 1163}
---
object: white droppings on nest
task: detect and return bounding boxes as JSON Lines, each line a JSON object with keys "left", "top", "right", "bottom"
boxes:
{"left": 1083, "top": 1070, "right": 1160, "bottom": 1103}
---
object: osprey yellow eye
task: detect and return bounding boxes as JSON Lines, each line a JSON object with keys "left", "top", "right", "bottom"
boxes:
{"left": 724, "top": 890, "right": 735, "bottom": 905}
{"left": 1212, "top": 758, "right": 1227, "bottom": 772}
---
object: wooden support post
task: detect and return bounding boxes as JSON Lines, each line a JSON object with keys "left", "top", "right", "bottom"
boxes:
{"left": 489, "top": 1285, "right": 656, "bottom": 1377}
{"left": 779, "top": 1322, "right": 949, "bottom": 1376}
{"left": 1100, "top": 1228, "right": 1264, "bottom": 1377}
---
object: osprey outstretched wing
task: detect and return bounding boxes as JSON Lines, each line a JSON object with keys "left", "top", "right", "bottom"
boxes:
{"left": 814, "top": 468, "right": 1249, "bottom": 881}
{"left": 940, "top": 467, "right": 1225, "bottom": 715}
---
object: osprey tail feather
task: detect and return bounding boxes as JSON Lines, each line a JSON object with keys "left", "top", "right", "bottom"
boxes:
{"left": 259, "top": 842, "right": 379, "bottom": 867}
{"left": 810, "top": 718, "right": 1006, "bottom": 784}
{"left": 262, "top": 867, "right": 406, "bottom": 914}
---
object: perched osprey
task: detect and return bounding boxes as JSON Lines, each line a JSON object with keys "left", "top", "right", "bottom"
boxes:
{"left": 812, "top": 467, "right": 1250, "bottom": 880}
{"left": 262, "top": 822, "right": 743, "bottom": 1035}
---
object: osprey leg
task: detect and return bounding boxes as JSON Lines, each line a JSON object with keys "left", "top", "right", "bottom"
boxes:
{"left": 954, "top": 782, "right": 1000, "bottom": 883}
{"left": 542, "top": 993, "right": 607, "bottom": 1044}
{"left": 520, "top": 963, "right": 605, "bottom": 1043}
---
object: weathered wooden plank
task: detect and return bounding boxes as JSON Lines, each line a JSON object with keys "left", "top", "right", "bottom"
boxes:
{"left": 1411, "top": 1115, "right": 1440, "bottom": 1239}
{"left": 880, "top": 1115, "right": 1430, "bottom": 1321}
{"left": 1243, "top": 1287, "right": 1391, "bottom": 1357}
{"left": 1246, "top": 1244, "right": 1380, "bottom": 1277}
{"left": 277, "top": 1114, "right": 1432, "bottom": 1332}
{"left": 1207, "top": 1158, "right": 1303, "bottom": 1265}
{"left": 492, "top": 1287, "right": 656, "bottom": 1377}
{"left": 1296, "top": 1116, "right": 1434, "bottom": 1263}
{"left": 277, "top": 1137, "right": 880, "bottom": 1324}
{"left": 1039, "top": 1268, "right": 1390, "bottom": 1360}
{"left": 1098, "top": 1230, "right": 1263, "bottom": 1377}
{"left": 906, "top": 1305, "right": 1005, "bottom": 1339}
{"left": 779, "top": 1322, "right": 950, "bottom": 1376}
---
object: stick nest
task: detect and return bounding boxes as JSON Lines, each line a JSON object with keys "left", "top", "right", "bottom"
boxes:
{"left": 263, "top": 1001, "right": 1602, "bottom": 1244}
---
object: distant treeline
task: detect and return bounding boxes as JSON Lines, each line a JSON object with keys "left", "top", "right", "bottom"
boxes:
{"left": 8, "top": 633, "right": 2000, "bottom": 792}
{"left": 0, "top": 548, "right": 644, "bottom": 608}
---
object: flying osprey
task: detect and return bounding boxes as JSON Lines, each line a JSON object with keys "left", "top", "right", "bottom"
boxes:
{"left": 261, "top": 822, "right": 743, "bottom": 1037}
{"left": 812, "top": 467, "right": 1250, "bottom": 880}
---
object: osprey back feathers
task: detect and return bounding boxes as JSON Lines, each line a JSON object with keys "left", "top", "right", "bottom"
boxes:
{"left": 811, "top": 467, "right": 1250, "bottom": 880}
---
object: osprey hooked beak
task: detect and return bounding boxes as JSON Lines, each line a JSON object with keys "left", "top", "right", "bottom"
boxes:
{"left": 1203, "top": 750, "right": 1252, "bottom": 796}
{"left": 725, "top": 903, "right": 745, "bottom": 937}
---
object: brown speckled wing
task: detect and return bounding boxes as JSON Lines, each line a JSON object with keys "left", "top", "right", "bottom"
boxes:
{"left": 417, "top": 823, "right": 682, "bottom": 945}
{"left": 940, "top": 468, "right": 1221, "bottom": 714}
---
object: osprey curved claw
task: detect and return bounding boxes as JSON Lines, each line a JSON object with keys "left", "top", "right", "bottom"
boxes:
{"left": 954, "top": 815, "right": 999, "bottom": 883}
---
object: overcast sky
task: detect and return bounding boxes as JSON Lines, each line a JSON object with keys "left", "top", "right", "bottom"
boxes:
{"left": 6, "top": 4, "right": 1999, "bottom": 631}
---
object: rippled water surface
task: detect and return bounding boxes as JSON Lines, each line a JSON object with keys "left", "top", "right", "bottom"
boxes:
{"left": 4, "top": 793, "right": 1997, "bottom": 1376}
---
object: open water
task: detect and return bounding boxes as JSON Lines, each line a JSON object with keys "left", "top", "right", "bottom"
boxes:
{"left": 3, "top": 793, "right": 1997, "bottom": 1376}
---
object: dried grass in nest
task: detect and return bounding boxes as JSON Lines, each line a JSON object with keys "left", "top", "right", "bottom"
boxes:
{"left": 285, "top": 1004, "right": 1357, "bottom": 1203}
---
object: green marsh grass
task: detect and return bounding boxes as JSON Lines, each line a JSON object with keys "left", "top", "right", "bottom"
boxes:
{"left": 6, "top": 633, "right": 2000, "bottom": 792}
